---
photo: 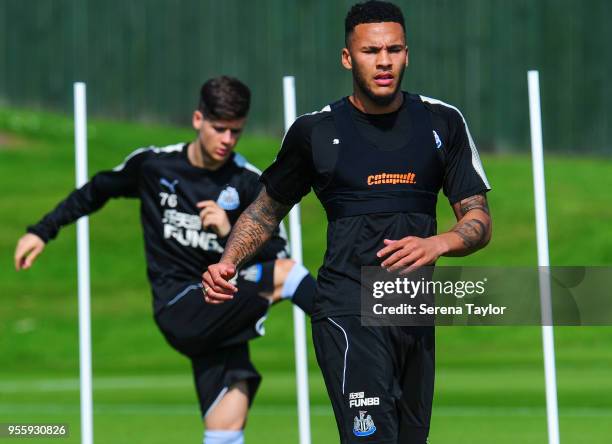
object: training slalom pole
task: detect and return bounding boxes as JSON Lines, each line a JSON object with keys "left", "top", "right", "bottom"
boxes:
{"left": 74, "top": 82, "right": 94, "bottom": 444}
{"left": 283, "top": 76, "right": 312, "bottom": 444}
{"left": 527, "top": 70, "right": 560, "bottom": 444}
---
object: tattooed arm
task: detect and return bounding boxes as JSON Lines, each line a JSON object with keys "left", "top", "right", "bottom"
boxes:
{"left": 202, "top": 189, "right": 292, "bottom": 303}
{"left": 443, "top": 193, "right": 492, "bottom": 255}
{"left": 222, "top": 189, "right": 292, "bottom": 266}
{"left": 377, "top": 193, "right": 492, "bottom": 273}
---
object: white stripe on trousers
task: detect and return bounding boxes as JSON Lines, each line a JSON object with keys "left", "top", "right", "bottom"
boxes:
{"left": 327, "top": 317, "right": 349, "bottom": 395}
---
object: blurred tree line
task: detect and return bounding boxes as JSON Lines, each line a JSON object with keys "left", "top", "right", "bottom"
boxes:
{"left": 1, "top": 0, "right": 609, "bottom": 153}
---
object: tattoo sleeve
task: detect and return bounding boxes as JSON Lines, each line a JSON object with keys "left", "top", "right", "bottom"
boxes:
{"left": 458, "top": 194, "right": 490, "bottom": 216}
{"left": 221, "top": 189, "right": 292, "bottom": 268}
{"left": 450, "top": 193, "right": 492, "bottom": 254}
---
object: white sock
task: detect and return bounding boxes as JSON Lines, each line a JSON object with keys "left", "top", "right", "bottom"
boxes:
{"left": 280, "top": 263, "right": 309, "bottom": 299}
{"left": 204, "top": 429, "right": 244, "bottom": 444}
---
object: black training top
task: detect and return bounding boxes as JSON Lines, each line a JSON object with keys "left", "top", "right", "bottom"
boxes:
{"left": 28, "top": 143, "right": 289, "bottom": 314}
{"left": 261, "top": 92, "right": 491, "bottom": 320}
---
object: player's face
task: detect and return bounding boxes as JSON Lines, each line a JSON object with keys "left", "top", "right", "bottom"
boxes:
{"left": 342, "top": 22, "right": 408, "bottom": 107}
{"left": 193, "top": 110, "right": 246, "bottom": 165}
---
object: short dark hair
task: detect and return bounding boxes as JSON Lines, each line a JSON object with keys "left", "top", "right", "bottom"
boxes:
{"left": 345, "top": 1, "right": 405, "bottom": 45}
{"left": 198, "top": 76, "right": 251, "bottom": 120}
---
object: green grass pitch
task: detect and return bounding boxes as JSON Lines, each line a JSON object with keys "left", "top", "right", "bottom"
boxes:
{"left": 1, "top": 107, "right": 612, "bottom": 443}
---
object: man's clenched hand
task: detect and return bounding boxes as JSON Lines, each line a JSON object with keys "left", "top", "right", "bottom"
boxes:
{"left": 202, "top": 262, "right": 238, "bottom": 304}
{"left": 14, "top": 233, "right": 46, "bottom": 271}
{"left": 197, "top": 200, "right": 232, "bottom": 238}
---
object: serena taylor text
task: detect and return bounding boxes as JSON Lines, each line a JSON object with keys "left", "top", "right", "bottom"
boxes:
{"left": 372, "top": 303, "right": 507, "bottom": 317}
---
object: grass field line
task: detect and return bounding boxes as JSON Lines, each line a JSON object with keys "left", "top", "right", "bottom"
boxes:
{"left": 0, "top": 373, "right": 331, "bottom": 393}
{"left": 0, "top": 375, "right": 198, "bottom": 392}
{"left": 1, "top": 403, "right": 612, "bottom": 418}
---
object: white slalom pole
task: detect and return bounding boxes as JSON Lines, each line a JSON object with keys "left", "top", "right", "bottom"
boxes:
{"left": 527, "top": 70, "right": 560, "bottom": 444}
{"left": 74, "top": 82, "right": 94, "bottom": 444}
{"left": 283, "top": 76, "right": 312, "bottom": 444}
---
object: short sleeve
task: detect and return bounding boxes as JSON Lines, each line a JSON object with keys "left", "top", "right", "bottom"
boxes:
{"left": 443, "top": 109, "right": 491, "bottom": 203}
{"left": 260, "top": 117, "right": 314, "bottom": 205}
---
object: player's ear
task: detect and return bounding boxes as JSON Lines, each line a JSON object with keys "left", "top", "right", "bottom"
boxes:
{"left": 405, "top": 45, "right": 409, "bottom": 67}
{"left": 192, "top": 110, "right": 204, "bottom": 131}
{"left": 341, "top": 47, "right": 352, "bottom": 70}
